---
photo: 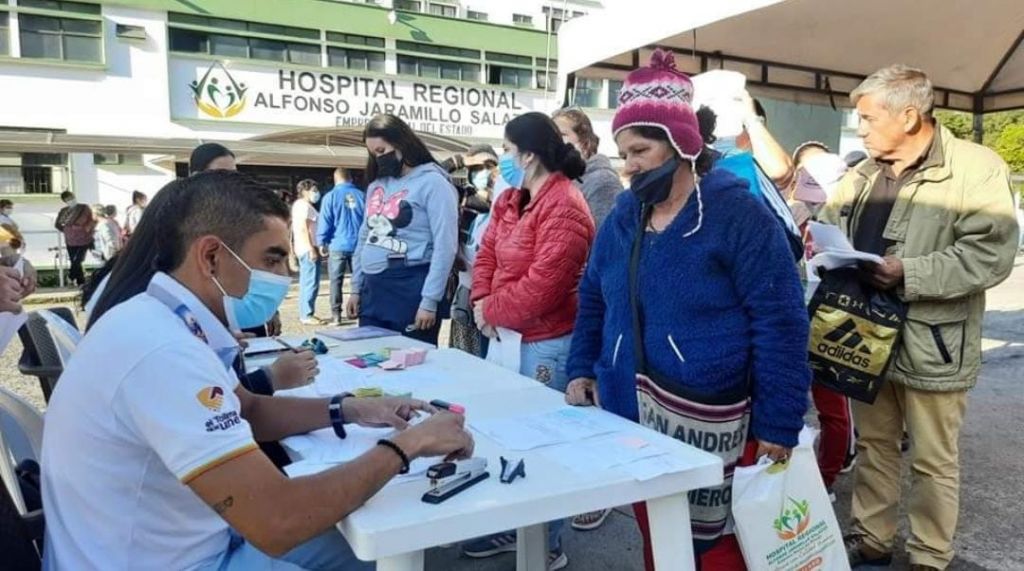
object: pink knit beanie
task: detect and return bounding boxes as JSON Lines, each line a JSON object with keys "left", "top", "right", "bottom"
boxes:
{"left": 611, "top": 49, "right": 703, "bottom": 161}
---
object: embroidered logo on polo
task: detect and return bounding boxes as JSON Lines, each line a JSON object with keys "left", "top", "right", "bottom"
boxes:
{"left": 196, "top": 386, "right": 225, "bottom": 411}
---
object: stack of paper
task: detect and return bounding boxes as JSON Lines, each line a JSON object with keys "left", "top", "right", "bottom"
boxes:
{"left": 807, "top": 221, "right": 884, "bottom": 272}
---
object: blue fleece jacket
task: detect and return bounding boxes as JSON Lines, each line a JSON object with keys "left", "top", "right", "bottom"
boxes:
{"left": 316, "top": 182, "right": 365, "bottom": 253}
{"left": 351, "top": 163, "right": 459, "bottom": 312}
{"left": 566, "top": 169, "right": 810, "bottom": 447}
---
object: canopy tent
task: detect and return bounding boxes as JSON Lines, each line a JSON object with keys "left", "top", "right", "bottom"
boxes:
{"left": 0, "top": 128, "right": 468, "bottom": 169}
{"left": 557, "top": 0, "right": 1024, "bottom": 126}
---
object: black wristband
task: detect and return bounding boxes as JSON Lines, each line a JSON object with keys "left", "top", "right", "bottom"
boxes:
{"left": 328, "top": 393, "right": 353, "bottom": 439}
{"left": 377, "top": 439, "right": 410, "bottom": 474}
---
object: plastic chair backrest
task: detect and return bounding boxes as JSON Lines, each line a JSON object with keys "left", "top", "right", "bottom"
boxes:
{"left": 0, "top": 386, "right": 44, "bottom": 467}
{"left": 37, "top": 309, "right": 81, "bottom": 367}
{"left": 16, "top": 308, "right": 77, "bottom": 402}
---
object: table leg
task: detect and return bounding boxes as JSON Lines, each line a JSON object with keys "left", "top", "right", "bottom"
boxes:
{"left": 516, "top": 523, "right": 547, "bottom": 571}
{"left": 376, "top": 550, "right": 425, "bottom": 571}
{"left": 647, "top": 493, "right": 696, "bottom": 571}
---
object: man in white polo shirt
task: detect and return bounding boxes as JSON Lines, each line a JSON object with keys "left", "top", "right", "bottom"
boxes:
{"left": 41, "top": 171, "right": 473, "bottom": 570}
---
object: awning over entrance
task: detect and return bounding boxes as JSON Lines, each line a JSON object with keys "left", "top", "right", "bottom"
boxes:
{"left": 557, "top": 0, "right": 1024, "bottom": 113}
{"left": 0, "top": 127, "right": 471, "bottom": 168}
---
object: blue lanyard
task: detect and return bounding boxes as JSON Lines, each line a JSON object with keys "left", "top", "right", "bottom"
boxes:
{"left": 149, "top": 280, "right": 239, "bottom": 370}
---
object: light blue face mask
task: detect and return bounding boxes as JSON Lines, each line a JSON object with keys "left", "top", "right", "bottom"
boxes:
{"left": 470, "top": 169, "right": 491, "bottom": 191}
{"left": 714, "top": 136, "right": 745, "bottom": 157}
{"left": 212, "top": 242, "right": 291, "bottom": 331}
{"left": 498, "top": 152, "right": 525, "bottom": 188}
{"left": 309, "top": 190, "right": 321, "bottom": 203}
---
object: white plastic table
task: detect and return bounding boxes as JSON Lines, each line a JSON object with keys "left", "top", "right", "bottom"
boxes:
{"left": 272, "top": 335, "right": 724, "bottom": 571}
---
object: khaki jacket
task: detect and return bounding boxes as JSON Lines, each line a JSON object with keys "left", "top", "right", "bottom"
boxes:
{"left": 821, "top": 126, "right": 1019, "bottom": 391}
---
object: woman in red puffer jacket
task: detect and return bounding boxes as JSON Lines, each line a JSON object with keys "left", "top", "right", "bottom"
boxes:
{"left": 465, "top": 111, "right": 595, "bottom": 565}
{"left": 471, "top": 112, "right": 595, "bottom": 392}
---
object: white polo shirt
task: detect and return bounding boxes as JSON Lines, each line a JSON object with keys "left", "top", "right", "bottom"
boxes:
{"left": 41, "top": 272, "right": 257, "bottom": 571}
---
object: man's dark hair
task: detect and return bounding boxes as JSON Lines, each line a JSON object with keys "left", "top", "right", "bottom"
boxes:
{"left": 363, "top": 114, "right": 438, "bottom": 181}
{"left": 334, "top": 167, "right": 351, "bottom": 182}
{"left": 189, "top": 142, "right": 235, "bottom": 174}
{"left": 85, "top": 171, "right": 288, "bottom": 329}
{"left": 753, "top": 98, "right": 767, "bottom": 122}
{"left": 60, "top": 191, "right": 74, "bottom": 202}
{"left": 0, "top": 199, "right": 12, "bottom": 209}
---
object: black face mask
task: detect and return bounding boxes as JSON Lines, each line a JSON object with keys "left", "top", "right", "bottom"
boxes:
{"left": 376, "top": 151, "right": 404, "bottom": 179}
{"left": 629, "top": 158, "right": 679, "bottom": 205}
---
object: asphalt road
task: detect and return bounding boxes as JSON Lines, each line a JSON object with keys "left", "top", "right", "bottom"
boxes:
{"left": 3, "top": 257, "right": 1022, "bottom": 570}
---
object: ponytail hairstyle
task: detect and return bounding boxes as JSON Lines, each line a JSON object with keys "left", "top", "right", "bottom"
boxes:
{"left": 505, "top": 112, "right": 587, "bottom": 180}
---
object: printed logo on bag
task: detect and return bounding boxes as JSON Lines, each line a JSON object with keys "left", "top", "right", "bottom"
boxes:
{"left": 196, "top": 386, "right": 225, "bottom": 411}
{"left": 809, "top": 312, "right": 898, "bottom": 376}
{"left": 773, "top": 497, "right": 811, "bottom": 541}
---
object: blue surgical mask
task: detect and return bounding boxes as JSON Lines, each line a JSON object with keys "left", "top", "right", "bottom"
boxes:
{"left": 714, "top": 136, "right": 744, "bottom": 157}
{"left": 498, "top": 153, "right": 525, "bottom": 189}
{"left": 309, "top": 191, "right": 321, "bottom": 203}
{"left": 212, "top": 242, "right": 291, "bottom": 331}
{"left": 470, "top": 169, "right": 491, "bottom": 191}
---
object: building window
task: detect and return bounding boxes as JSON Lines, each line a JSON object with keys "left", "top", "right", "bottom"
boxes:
{"left": 19, "top": 14, "right": 103, "bottom": 62}
{"left": 169, "top": 28, "right": 321, "bottom": 65}
{"left": 428, "top": 3, "right": 457, "bottom": 17}
{"left": 326, "top": 31, "right": 385, "bottom": 48}
{"left": 328, "top": 47, "right": 385, "bottom": 72}
{"left": 168, "top": 13, "right": 318, "bottom": 41}
{"left": 398, "top": 40, "right": 479, "bottom": 60}
{"left": 607, "top": 80, "right": 623, "bottom": 108}
{"left": 542, "top": 7, "right": 585, "bottom": 33}
{"left": 0, "top": 12, "right": 9, "bottom": 56}
{"left": 512, "top": 14, "right": 533, "bottom": 27}
{"left": 573, "top": 77, "right": 602, "bottom": 108}
{"left": 487, "top": 51, "right": 532, "bottom": 66}
{"left": 398, "top": 54, "right": 479, "bottom": 82}
{"left": 93, "top": 153, "right": 142, "bottom": 166}
{"left": 394, "top": 0, "right": 422, "bottom": 11}
{"left": 536, "top": 70, "right": 556, "bottom": 91}
{"left": 466, "top": 10, "right": 487, "bottom": 21}
{"left": 489, "top": 65, "right": 532, "bottom": 89}
{"left": 19, "top": 0, "right": 100, "bottom": 15}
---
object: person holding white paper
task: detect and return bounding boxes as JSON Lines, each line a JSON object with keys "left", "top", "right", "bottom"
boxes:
{"left": 465, "top": 112, "right": 595, "bottom": 568}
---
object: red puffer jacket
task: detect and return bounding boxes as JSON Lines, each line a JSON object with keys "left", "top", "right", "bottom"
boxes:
{"left": 472, "top": 173, "right": 595, "bottom": 343}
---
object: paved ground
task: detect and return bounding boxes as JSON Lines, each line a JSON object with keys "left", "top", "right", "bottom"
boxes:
{"left": 3, "top": 258, "right": 1023, "bottom": 570}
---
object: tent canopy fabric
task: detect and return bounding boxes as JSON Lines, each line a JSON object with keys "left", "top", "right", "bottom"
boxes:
{"left": 558, "top": 0, "right": 1024, "bottom": 113}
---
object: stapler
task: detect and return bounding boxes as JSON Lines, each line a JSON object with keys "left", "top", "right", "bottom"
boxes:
{"left": 421, "top": 457, "right": 489, "bottom": 504}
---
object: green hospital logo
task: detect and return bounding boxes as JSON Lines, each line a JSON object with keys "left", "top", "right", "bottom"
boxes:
{"left": 190, "top": 62, "right": 248, "bottom": 118}
{"left": 773, "top": 497, "right": 811, "bottom": 541}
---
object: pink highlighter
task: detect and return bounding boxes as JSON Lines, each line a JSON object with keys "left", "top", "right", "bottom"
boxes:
{"left": 430, "top": 399, "right": 465, "bottom": 414}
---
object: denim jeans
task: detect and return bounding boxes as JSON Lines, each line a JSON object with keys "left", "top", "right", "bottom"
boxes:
{"left": 200, "top": 528, "right": 372, "bottom": 571}
{"left": 297, "top": 255, "right": 322, "bottom": 319}
{"left": 521, "top": 333, "right": 573, "bottom": 549}
{"left": 327, "top": 251, "right": 352, "bottom": 319}
{"left": 519, "top": 334, "right": 572, "bottom": 393}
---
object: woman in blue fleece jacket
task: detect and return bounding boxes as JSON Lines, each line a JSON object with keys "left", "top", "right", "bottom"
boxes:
{"left": 565, "top": 50, "right": 810, "bottom": 569}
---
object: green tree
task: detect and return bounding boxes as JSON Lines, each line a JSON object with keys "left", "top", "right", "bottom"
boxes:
{"left": 935, "top": 110, "right": 973, "bottom": 140}
{"left": 994, "top": 124, "right": 1024, "bottom": 173}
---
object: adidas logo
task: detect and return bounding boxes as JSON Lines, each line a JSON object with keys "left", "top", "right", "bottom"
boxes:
{"left": 817, "top": 319, "right": 872, "bottom": 368}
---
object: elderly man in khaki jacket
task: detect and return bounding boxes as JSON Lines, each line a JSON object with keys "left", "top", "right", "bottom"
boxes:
{"left": 821, "top": 65, "right": 1019, "bottom": 570}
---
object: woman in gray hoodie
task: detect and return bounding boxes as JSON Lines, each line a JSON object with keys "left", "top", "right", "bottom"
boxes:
{"left": 553, "top": 108, "right": 623, "bottom": 230}
{"left": 347, "top": 114, "right": 459, "bottom": 345}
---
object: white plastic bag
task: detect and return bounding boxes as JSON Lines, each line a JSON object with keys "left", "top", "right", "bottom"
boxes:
{"left": 732, "top": 427, "right": 850, "bottom": 571}
{"left": 485, "top": 326, "right": 521, "bottom": 373}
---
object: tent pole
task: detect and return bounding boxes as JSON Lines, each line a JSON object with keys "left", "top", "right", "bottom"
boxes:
{"left": 972, "top": 95, "right": 984, "bottom": 144}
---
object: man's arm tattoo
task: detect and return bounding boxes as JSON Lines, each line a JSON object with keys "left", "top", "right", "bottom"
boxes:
{"left": 212, "top": 496, "right": 234, "bottom": 515}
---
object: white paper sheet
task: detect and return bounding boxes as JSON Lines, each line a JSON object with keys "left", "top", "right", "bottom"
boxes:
{"left": 470, "top": 407, "right": 621, "bottom": 451}
{"left": 624, "top": 454, "right": 692, "bottom": 482}
{"left": 540, "top": 434, "right": 667, "bottom": 476}
{"left": 806, "top": 222, "right": 884, "bottom": 274}
{"left": 282, "top": 421, "right": 438, "bottom": 482}
{"left": 485, "top": 327, "right": 522, "bottom": 373}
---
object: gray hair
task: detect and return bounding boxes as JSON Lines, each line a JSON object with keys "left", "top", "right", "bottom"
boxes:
{"left": 850, "top": 64, "right": 934, "bottom": 117}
